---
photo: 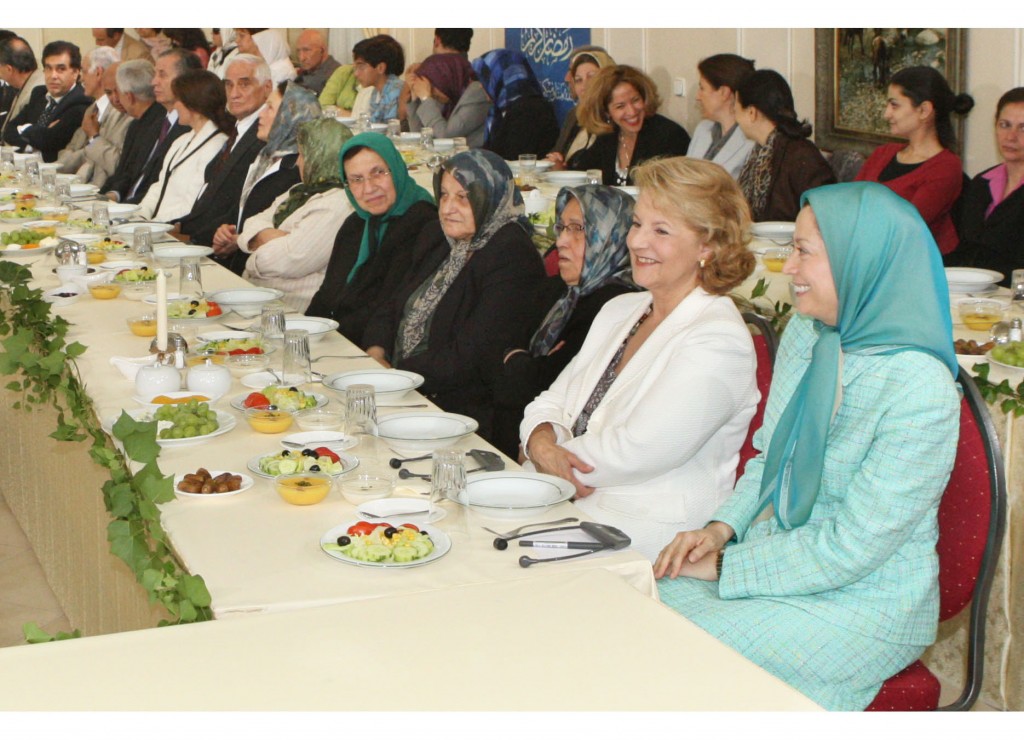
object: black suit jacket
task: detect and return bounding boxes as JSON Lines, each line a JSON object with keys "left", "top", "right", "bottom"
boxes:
{"left": 3, "top": 84, "right": 93, "bottom": 162}
{"left": 124, "top": 118, "right": 189, "bottom": 204}
{"left": 104, "top": 102, "right": 168, "bottom": 201}
{"left": 218, "top": 154, "right": 301, "bottom": 275}
{"left": 947, "top": 165, "right": 1024, "bottom": 285}
{"left": 176, "top": 124, "right": 263, "bottom": 247}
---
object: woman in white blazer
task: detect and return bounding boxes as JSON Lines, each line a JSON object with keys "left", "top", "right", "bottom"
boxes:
{"left": 521, "top": 157, "right": 759, "bottom": 561}
{"left": 137, "top": 70, "right": 232, "bottom": 222}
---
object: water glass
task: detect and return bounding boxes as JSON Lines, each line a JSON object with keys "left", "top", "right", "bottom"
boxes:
{"left": 281, "top": 329, "right": 311, "bottom": 385}
{"left": 518, "top": 153, "right": 537, "bottom": 188}
{"left": 429, "top": 448, "right": 466, "bottom": 517}
{"left": 420, "top": 126, "right": 434, "bottom": 150}
{"left": 1012, "top": 269, "right": 1024, "bottom": 304}
{"left": 357, "top": 112, "right": 370, "bottom": 132}
{"left": 586, "top": 169, "right": 603, "bottom": 185}
{"left": 25, "top": 157, "right": 41, "bottom": 181}
{"left": 132, "top": 226, "right": 153, "bottom": 257}
{"left": 92, "top": 202, "right": 111, "bottom": 234}
{"left": 55, "top": 182, "right": 72, "bottom": 205}
{"left": 0, "top": 146, "right": 14, "bottom": 172}
{"left": 178, "top": 256, "right": 203, "bottom": 299}
{"left": 41, "top": 171, "right": 57, "bottom": 198}
{"left": 260, "top": 306, "right": 285, "bottom": 340}
{"left": 386, "top": 118, "right": 401, "bottom": 139}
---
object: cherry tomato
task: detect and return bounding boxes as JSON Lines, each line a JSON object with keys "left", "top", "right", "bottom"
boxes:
{"left": 206, "top": 300, "right": 223, "bottom": 317}
{"left": 347, "top": 521, "right": 378, "bottom": 536}
{"left": 228, "top": 348, "right": 246, "bottom": 355}
{"left": 313, "top": 447, "right": 340, "bottom": 464}
{"left": 246, "top": 347, "right": 264, "bottom": 354}
{"left": 400, "top": 523, "right": 420, "bottom": 532}
{"left": 243, "top": 392, "right": 270, "bottom": 408}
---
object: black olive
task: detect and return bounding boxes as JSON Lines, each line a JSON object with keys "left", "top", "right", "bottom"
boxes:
{"left": 335, "top": 535, "right": 351, "bottom": 546}
{"left": 301, "top": 449, "right": 316, "bottom": 457}
{"left": 281, "top": 450, "right": 291, "bottom": 457}
{"left": 309, "top": 464, "right": 321, "bottom": 472}
{"left": 384, "top": 527, "right": 399, "bottom": 539}
{"left": 187, "top": 309, "right": 196, "bottom": 316}
{"left": 190, "top": 300, "right": 200, "bottom": 307}
{"left": 288, "top": 386, "right": 298, "bottom": 392}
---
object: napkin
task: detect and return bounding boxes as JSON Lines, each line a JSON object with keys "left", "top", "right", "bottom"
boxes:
{"left": 109, "top": 354, "right": 159, "bottom": 382}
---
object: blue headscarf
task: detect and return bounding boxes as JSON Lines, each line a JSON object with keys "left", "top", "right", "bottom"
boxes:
{"left": 529, "top": 185, "right": 635, "bottom": 356}
{"left": 471, "top": 49, "right": 544, "bottom": 142}
{"left": 757, "top": 182, "right": 958, "bottom": 529}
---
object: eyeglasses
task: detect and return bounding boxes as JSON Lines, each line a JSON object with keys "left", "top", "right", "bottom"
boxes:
{"left": 346, "top": 168, "right": 391, "bottom": 189}
{"left": 553, "top": 222, "right": 586, "bottom": 235}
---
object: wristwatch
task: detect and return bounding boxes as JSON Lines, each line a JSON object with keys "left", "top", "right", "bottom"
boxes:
{"left": 715, "top": 548, "right": 726, "bottom": 579}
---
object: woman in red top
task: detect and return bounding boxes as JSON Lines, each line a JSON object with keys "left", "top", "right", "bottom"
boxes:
{"left": 855, "top": 66, "right": 973, "bottom": 254}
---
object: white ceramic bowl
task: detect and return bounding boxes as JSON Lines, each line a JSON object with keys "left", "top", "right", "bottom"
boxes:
{"left": 946, "top": 267, "right": 1003, "bottom": 293}
{"left": 543, "top": 170, "right": 588, "bottom": 186}
{"left": 268, "top": 317, "right": 340, "bottom": 345}
{"left": 42, "top": 285, "right": 82, "bottom": 306}
{"left": 151, "top": 245, "right": 214, "bottom": 266}
{"left": 376, "top": 412, "right": 478, "bottom": 456}
{"left": 205, "top": 288, "right": 284, "bottom": 318}
{"left": 323, "top": 369, "right": 424, "bottom": 401}
{"left": 111, "top": 221, "right": 174, "bottom": 238}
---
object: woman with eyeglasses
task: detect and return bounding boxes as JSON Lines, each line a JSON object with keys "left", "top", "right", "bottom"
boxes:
{"left": 362, "top": 149, "right": 545, "bottom": 440}
{"left": 306, "top": 132, "right": 437, "bottom": 342}
{"left": 491, "top": 185, "right": 637, "bottom": 459}
{"left": 519, "top": 157, "right": 758, "bottom": 562}
{"left": 235, "top": 118, "right": 353, "bottom": 312}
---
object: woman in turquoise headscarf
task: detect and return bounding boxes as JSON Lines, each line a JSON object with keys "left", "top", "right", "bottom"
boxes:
{"left": 491, "top": 185, "right": 637, "bottom": 458}
{"left": 237, "top": 118, "right": 354, "bottom": 312}
{"left": 655, "top": 181, "right": 961, "bottom": 711}
{"left": 362, "top": 149, "right": 545, "bottom": 439}
{"left": 306, "top": 132, "right": 437, "bottom": 342}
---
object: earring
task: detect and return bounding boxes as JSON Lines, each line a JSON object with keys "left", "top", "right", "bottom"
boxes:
{"left": 699, "top": 258, "right": 706, "bottom": 269}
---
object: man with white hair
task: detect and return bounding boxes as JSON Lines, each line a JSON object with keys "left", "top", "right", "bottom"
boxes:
{"left": 103, "top": 59, "right": 164, "bottom": 202}
{"left": 293, "top": 29, "right": 339, "bottom": 95}
{"left": 56, "top": 47, "right": 130, "bottom": 188}
{"left": 177, "top": 53, "right": 272, "bottom": 247}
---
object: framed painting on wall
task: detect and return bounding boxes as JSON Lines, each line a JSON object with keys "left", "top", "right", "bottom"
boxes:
{"left": 814, "top": 28, "right": 967, "bottom": 155}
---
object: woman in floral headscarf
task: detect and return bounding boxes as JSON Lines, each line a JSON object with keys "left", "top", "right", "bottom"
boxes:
{"left": 236, "top": 117, "right": 354, "bottom": 312}
{"left": 491, "top": 185, "right": 637, "bottom": 458}
{"left": 471, "top": 49, "right": 559, "bottom": 160}
{"left": 406, "top": 53, "right": 488, "bottom": 146}
{"left": 363, "top": 149, "right": 545, "bottom": 439}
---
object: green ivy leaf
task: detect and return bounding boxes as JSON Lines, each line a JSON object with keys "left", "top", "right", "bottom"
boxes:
{"left": 66, "top": 341, "right": 87, "bottom": 358}
{"left": 179, "top": 574, "right": 212, "bottom": 607}
{"left": 22, "top": 621, "right": 56, "bottom": 644}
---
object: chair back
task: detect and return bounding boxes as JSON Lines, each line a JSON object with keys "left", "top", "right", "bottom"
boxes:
{"left": 736, "top": 312, "right": 777, "bottom": 481}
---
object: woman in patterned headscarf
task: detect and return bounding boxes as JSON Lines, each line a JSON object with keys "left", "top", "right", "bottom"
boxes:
{"left": 491, "top": 185, "right": 637, "bottom": 458}
{"left": 236, "top": 117, "right": 354, "bottom": 312}
{"left": 363, "top": 149, "right": 545, "bottom": 440}
{"left": 471, "top": 49, "right": 559, "bottom": 160}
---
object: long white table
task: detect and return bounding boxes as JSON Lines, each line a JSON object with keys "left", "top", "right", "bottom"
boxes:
{"left": 0, "top": 568, "right": 820, "bottom": 710}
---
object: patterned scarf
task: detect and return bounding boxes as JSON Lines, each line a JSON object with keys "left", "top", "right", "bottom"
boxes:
{"left": 471, "top": 49, "right": 544, "bottom": 142}
{"left": 271, "top": 118, "right": 352, "bottom": 227}
{"left": 395, "top": 149, "right": 529, "bottom": 361}
{"left": 739, "top": 127, "right": 778, "bottom": 221}
{"left": 529, "top": 185, "right": 635, "bottom": 356}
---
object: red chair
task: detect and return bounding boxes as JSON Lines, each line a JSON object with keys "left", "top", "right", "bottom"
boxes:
{"left": 737, "top": 312, "right": 777, "bottom": 481}
{"left": 866, "top": 369, "right": 1007, "bottom": 711}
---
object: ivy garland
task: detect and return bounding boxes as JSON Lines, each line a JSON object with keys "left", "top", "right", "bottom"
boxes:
{"left": 0, "top": 260, "right": 212, "bottom": 644}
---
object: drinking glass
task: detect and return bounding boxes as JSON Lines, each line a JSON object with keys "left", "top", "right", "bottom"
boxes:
{"left": 386, "top": 118, "right": 401, "bottom": 139}
{"left": 428, "top": 447, "right": 467, "bottom": 519}
{"left": 132, "top": 226, "right": 153, "bottom": 257}
{"left": 260, "top": 306, "right": 285, "bottom": 340}
{"left": 586, "top": 169, "right": 603, "bottom": 185}
{"left": 517, "top": 153, "right": 537, "bottom": 188}
{"left": 55, "top": 182, "right": 72, "bottom": 206}
{"left": 1011, "top": 269, "right": 1024, "bottom": 305}
{"left": 178, "top": 256, "right": 203, "bottom": 299}
{"left": 25, "top": 157, "right": 41, "bottom": 183}
{"left": 281, "top": 329, "right": 311, "bottom": 385}
{"left": 0, "top": 146, "right": 14, "bottom": 174}
{"left": 344, "top": 384, "right": 382, "bottom": 470}
{"left": 92, "top": 202, "right": 111, "bottom": 235}
{"left": 41, "top": 171, "right": 57, "bottom": 200}
{"left": 420, "top": 126, "right": 434, "bottom": 151}
{"left": 357, "top": 112, "right": 370, "bottom": 132}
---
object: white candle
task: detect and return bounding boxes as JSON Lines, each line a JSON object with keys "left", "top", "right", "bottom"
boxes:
{"left": 155, "top": 269, "right": 168, "bottom": 352}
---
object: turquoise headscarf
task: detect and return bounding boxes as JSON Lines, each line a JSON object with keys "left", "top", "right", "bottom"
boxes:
{"left": 757, "top": 181, "right": 958, "bottom": 530}
{"left": 339, "top": 132, "right": 434, "bottom": 283}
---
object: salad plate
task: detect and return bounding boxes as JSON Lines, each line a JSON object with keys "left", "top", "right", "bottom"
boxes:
{"left": 247, "top": 449, "right": 358, "bottom": 479}
{"left": 230, "top": 389, "right": 328, "bottom": 411}
{"left": 173, "top": 470, "right": 254, "bottom": 499}
{"left": 319, "top": 520, "right": 451, "bottom": 569}
{"left": 451, "top": 471, "right": 575, "bottom": 517}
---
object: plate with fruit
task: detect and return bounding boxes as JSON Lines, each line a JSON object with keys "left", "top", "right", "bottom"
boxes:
{"left": 102, "top": 401, "right": 236, "bottom": 447}
{"left": 143, "top": 294, "right": 224, "bottom": 322}
{"left": 248, "top": 446, "right": 358, "bottom": 479}
{"left": 320, "top": 520, "right": 451, "bottom": 569}
{"left": 232, "top": 387, "right": 327, "bottom": 412}
{"left": 174, "top": 468, "right": 254, "bottom": 498}
{"left": 987, "top": 341, "right": 1024, "bottom": 372}
{"left": 0, "top": 227, "right": 58, "bottom": 254}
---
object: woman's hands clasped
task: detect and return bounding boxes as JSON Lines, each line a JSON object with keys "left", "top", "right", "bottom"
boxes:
{"left": 653, "top": 521, "right": 735, "bottom": 581}
{"left": 526, "top": 423, "right": 595, "bottom": 498}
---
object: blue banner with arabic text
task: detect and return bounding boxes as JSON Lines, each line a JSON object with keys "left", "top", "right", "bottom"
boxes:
{"left": 505, "top": 28, "right": 591, "bottom": 126}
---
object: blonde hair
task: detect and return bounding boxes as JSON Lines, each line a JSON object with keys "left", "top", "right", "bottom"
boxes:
{"left": 632, "top": 157, "right": 755, "bottom": 295}
{"left": 576, "top": 65, "right": 661, "bottom": 137}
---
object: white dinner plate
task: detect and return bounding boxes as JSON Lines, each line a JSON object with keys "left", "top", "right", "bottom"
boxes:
{"left": 319, "top": 520, "right": 451, "bottom": 569}
{"left": 280, "top": 431, "right": 357, "bottom": 451}
{"left": 247, "top": 450, "right": 359, "bottom": 479}
{"left": 751, "top": 221, "right": 796, "bottom": 244}
{"left": 0, "top": 243, "right": 55, "bottom": 256}
{"left": 173, "top": 470, "right": 254, "bottom": 498}
{"left": 450, "top": 471, "right": 575, "bottom": 516}
{"left": 376, "top": 412, "right": 479, "bottom": 456}
{"left": 230, "top": 390, "right": 328, "bottom": 411}
{"left": 204, "top": 288, "right": 283, "bottom": 318}
{"left": 542, "top": 170, "right": 588, "bottom": 185}
{"left": 102, "top": 408, "right": 237, "bottom": 447}
{"left": 946, "top": 267, "right": 1003, "bottom": 291}
{"left": 356, "top": 497, "right": 446, "bottom": 524}
{"left": 111, "top": 221, "right": 174, "bottom": 238}
{"left": 322, "top": 369, "right": 424, "bottom": 401}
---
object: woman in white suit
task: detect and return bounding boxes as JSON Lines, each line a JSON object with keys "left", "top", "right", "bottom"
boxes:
{"left": 137, "top": 70, "right": 232, "bottom": 222}
{"left": 520, "top": 157, "right": 759, "bottom": 561}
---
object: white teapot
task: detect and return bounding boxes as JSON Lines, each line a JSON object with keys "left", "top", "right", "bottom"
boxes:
{"left": 134, "top": 362, "right": 182, "bottom": 398}
{"left": 186, "top": 358, "right": 232, "bottom": 399}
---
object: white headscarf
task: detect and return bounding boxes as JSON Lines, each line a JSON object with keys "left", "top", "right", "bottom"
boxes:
{"left": 254, "top": 29, "right": 297, "bottom": 85}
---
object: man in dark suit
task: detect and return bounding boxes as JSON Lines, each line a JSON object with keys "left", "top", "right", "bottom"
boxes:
{"left": 176, "top": 54, "right": 271, "bottom": 247}
{"left": 0, "top": 36, "right": 45, "bottom": 141}
{"left": 105, "top": 47, "right": 201, "bottom": 204}
{"left": 102, "top": 60, "right": 162, "bottom": 202}
{"left": 3, "top": 40, "right": 92, "bottom": 162}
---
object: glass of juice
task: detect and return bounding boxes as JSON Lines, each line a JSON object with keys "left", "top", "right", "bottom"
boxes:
{"left": 762, "top": 246, "right": 792, "bottom": 272}
{"left": 958, "top": 299, "right": 1004, "bottom": 332}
